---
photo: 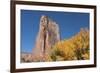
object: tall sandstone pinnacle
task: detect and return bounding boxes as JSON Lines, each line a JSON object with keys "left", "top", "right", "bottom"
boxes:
{"left": 32, "top": 15, "right": 60, "bottom": 61}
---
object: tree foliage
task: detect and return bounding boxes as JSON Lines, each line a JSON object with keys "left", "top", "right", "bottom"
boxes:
{"left": 48, "top": 28, "right": 90, "bottom": 61}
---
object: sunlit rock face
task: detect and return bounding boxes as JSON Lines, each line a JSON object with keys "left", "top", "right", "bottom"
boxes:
{"left": 32, "top": 15, "right": 60, "bottom": 61}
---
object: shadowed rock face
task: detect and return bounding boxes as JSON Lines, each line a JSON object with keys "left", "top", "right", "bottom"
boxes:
{"left": 32, "top": 15, "right": 60, "bottom": 61}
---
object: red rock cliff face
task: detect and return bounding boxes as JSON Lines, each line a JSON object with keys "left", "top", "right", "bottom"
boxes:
{"left": 32, "top": 15, "right": 60, "bottom": 61}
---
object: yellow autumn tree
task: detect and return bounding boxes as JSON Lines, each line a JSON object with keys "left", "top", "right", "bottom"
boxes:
{"left": 48, "top": 28, "right": 89, "bottom": 61}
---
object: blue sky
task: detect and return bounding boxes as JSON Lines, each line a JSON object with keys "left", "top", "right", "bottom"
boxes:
{"left": 21, "top": 10, "right": 89, "bottom": 53}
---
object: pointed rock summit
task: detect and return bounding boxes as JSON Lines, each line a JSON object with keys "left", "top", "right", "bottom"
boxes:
{"left": 32, "top": 15, "right": 60, "bottom": 61}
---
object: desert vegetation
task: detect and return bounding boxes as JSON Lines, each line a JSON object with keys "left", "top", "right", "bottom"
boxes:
{"left": 46, "top": 28, "right": 90, "bottom": 61}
